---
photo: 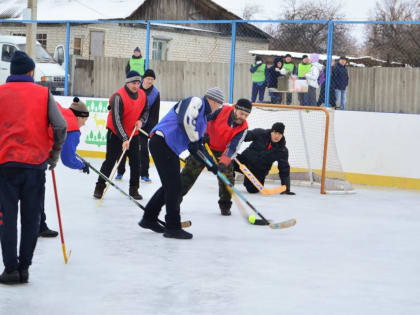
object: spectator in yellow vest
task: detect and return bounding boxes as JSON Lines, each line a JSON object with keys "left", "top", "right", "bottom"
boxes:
{"left": 125, "top": 47, "right": 145, "bottom": 77}
{"left": 250, "top": 56, "right": 266, "bottom": 103}
{"left": 297, "top": 55, "right": 311, "bottom": 105}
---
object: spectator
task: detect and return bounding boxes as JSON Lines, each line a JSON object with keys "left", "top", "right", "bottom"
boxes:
{"left": 317, "top": 60, "right": 336, "bottom": 107}
{"left": 250, "top": 56, "right": 266, "bottom": 103}
{"left": 125, "top": 47, "right": 145, "bottom": 77}
{"left": 297, "top": 55, "right": 311, "bottom": 105}
{"left": 282, "top": 54, "right": 296, "bottom": 104}
{"left": 266, "top": 57, "right": 286, "bottom": 104}
{"left": 332, "top": 56, "right": 349, "bottom": 110}
{"left": 305, "top": 53, "right": 323, "bottom": 106}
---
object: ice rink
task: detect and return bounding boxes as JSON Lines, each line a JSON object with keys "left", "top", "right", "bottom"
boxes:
{"left": 0, "top": 158, "right": 419, "bottom": 315}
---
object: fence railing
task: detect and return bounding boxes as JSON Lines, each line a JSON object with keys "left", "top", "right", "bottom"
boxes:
{"left": 0, "top": 18, "right": 419, "bottom": 113}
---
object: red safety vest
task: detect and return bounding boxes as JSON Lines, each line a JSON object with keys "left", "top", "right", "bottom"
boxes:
{"left": 207, "top": 105, "right": 248, "bottom": 152}
{"left": 106, "top": 86, "right": 146, "bottom": 137}
{"left": 0, "top": 82, "right": 51, "bottom": 165}
{"left": 57, "top": 102, "right": 79, "bottom": 132}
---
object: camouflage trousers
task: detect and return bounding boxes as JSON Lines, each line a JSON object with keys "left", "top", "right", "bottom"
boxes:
{"left": 180, "top": 150, "right": 234, "bottom": 209}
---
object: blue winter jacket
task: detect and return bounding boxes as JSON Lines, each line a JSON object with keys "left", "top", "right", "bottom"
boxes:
{"left": 332, "top": 63, "right": 349, "bottom": 90}
{"left": 266, "top": 57, "right": 284, "bottom": 88}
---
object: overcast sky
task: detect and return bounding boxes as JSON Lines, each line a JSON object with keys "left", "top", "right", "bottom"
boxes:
{"left": 219, "top": 0, "right": 377, "bottom": 20}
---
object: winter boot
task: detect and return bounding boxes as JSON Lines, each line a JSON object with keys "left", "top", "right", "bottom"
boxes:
{"left": 0, "top": 269, "right": 20, "bottom": 284}
{"left": 129, "top": 186, "right": 143, "bottom": 200}
{"left": 19, "top": 268, "right": 29, "bottom": 283}
{"left": 219, "top": 201, "right": 232, "bottom": 216}
{"left": 163, "top": 228, "right": 193, "bottom": 240}
{"left": 39, "top": 225, "right": 58, "bottom": 238}
{"left": 138, "top": 218, "right": 165, "bottom": 233}
{"left": 93, "top": 182, "right": 106, "bottom": 199}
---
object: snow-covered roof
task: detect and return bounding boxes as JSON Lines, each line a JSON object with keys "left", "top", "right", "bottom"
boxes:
{"left": 0, "top": 0, "right": 144, "bottom": 21}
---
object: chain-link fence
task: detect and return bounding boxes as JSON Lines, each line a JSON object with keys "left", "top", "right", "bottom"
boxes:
{"left": 0, "top": 18, "right": 419, "bottom": 113}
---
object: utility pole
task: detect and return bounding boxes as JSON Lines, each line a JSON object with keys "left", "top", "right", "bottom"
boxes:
{"left": 26, "top": 0, "right": 37, "bottom": 59}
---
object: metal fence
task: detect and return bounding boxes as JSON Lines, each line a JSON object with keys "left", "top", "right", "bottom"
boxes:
{"left": 0, "top": 19, "right": 419, "bottom": 113}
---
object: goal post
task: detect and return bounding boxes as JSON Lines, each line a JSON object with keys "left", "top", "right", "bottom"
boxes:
{"left": 244, "top": 103, "right": 354, "bottom": 194}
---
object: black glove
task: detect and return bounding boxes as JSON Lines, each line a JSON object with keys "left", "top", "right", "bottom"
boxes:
{"left": 281, "top": 190, "right": 296, "bottom": 195}
{"left": 46, "top": 148, "right": 61, "bottom": 170}
{"left": 202, "top": 133, "right": 210, "bottom": 144}
{"left": 188, "top": 141, "right": 200, "bottom": 155}
{"left": 82, "top": 162, "right": 90, "bottom": 174}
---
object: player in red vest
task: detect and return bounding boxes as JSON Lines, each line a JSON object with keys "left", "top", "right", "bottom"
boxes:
{"left": 93, "top": 71, "right": 148, "bottom": 200}
{"left": 180, "top": 99, "right": 252, "bottom": 216}
{"left": 39, "top": 98, "right": 90, "bottom": 238}
{"left": 0, "top": 51, "right": 67, "bottom": 284}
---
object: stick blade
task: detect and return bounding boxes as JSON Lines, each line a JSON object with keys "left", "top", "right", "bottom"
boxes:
{"left": 261, "top": 185, "right": 287, "bottom": 195}
{"left": 181, "top": 220, "right": 192, "bottom": 228}
{"left": 269, "top": 218, "right": 296, "bottom": 229}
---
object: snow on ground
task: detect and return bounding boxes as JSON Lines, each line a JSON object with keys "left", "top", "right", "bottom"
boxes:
{"left": 0, "top": 158, "right": 419, "bottom": 315}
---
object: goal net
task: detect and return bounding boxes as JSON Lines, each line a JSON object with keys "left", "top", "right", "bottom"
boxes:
{"left": 241, "top": 104, "right": 354, "bottom": 194}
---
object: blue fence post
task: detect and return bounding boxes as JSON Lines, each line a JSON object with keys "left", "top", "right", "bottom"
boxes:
{"left": 145, "top": 21, "right": 151, "bottom": 70}
{"left": 64, "top": 22, "right": 70, "bottom": 96}
{"left": 228, "top": 21, "right": 237, "bottom": 104}
{"left": 325, "top": 21, "right": 334, "bottom": 107}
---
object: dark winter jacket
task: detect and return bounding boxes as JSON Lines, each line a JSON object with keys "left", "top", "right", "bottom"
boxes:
{"left": 332, "top": 63, "right": 349, "bottom": 90}
{"left": 140, "top": 83, "right": 160, "bottom": 133}
{"left": 266, "top": 57, "right": 285, "bottom": 88}
{"left": 240, "top": 128, "right": 290, "bottom": 187}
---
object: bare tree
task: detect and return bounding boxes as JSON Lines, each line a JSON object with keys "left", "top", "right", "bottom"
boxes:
{"left": 365, "top": 0, "right": 420, "bottom": 66}
{"left": 242, "top": 4, "right": 262, "bottom": 20}
{"left": 265, "top": 0, "right": 360, "bottom": 56}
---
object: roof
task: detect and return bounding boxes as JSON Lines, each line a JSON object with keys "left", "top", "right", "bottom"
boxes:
{"left": 0, "top": 0, "right": 144, "bottom": 20}
{"left": 0, "top": 34, "right": 40, "bottom": 44}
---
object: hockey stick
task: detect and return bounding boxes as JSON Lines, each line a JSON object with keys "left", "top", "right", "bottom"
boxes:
{"left": 197, "top": 151, "right": 296, "bottom": 230}
{"left": 77, "top": 154, "right": 191, "bottom": 229}
{"left": 51, "top": 170, "right": 71, "bottom": 264}
{"left": 234, "top": 158, "right": 287, "bottom": 195}
{"left": 98, "top": 126, "right": 137, "bottom": 205}
{"left": 203, "top": 144, "right": 266, "bottom": 225}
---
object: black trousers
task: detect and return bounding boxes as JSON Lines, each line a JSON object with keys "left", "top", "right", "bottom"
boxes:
{"left": 117, "top": 133, "right": 150, "bottom": 177}
{"left": 143, "top": 135, "right": 182, "bottom": 229}
{"left": 0, "top": 168, "right": 45, "bottom": 271}
{"left": 97, "top": 130, "right": 140, "bottom": 187}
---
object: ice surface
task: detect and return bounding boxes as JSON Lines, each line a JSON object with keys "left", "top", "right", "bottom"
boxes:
{"left": 0, "top": 159, "right": 419, "bottom": 315}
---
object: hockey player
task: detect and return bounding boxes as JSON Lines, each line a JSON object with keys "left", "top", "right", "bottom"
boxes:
{"left": 138, "top": 87, "right": 224, "bottom": 239}
{"left": 39, "top": 98, "right": 90, "bottom": 238}
{"left": 93, "top": 71, "right": 148, "bottom": 200}
{"left": 180, "top": 98, "right": 252, "bottom": 216}
{"left": 236, "top": 122, "right": 295, "bottom": 195}
{"left": 116, "top": 69, "right": 160, "bottom": 183}
{"left": 0, "top": 51, "right": 67, "bottom": 284}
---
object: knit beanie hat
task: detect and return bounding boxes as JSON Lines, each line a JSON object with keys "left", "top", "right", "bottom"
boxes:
{"left": 235, "top": 98, "right": 252, "bottom": 113}
{"left": 134, "top": 47, "right": 141, "bottom": 52}
{"left": 310, "top": 53, "right": 319, "bottom": 63}
{"left": 143, "top": 69, "right": 156, "bottom": 79}
{"left": 10, "top": 51, "right": 35, "bottom": 75}
{"left": 205, "top": 87, "right": 224, "bottom": 104}
{"left": 126, "top": 70, "right": 141, "bottom": 83}
{"left": 271, "top": 122, "right": 285, "bottom": 134}
{"left": 70, "top": 97, "right": 89, "bottom": 117}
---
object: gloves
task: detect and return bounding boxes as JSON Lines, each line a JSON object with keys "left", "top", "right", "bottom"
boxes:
{"left": 202, "top": 133, "right": 210, "bottom": 144}
{"left": 82, "top": 162, "right": 90, "bottom": 174}
{"left": 281, "top": 190, "right": 296, "bottom": 195}
{"left": 218, "top": 154, "right": 231, "bottom": 174}
{"left": 188, "top": 141, "right": 200, "bottom": 155}
{"left": 46, "top": 148, "right": 61, "bottom": 170}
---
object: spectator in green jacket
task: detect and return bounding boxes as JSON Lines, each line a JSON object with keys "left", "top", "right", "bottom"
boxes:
{"left": 282, "top": 54, "right": 296, "bottom": 105}
{"left": 125, "top": 47, "right": 145, "bottom": 77}
{"left": 297, "top": 55, "right": 311, "bottom": 105}
{"left": 250, "top": 56, "right": 266, "bottom": 103}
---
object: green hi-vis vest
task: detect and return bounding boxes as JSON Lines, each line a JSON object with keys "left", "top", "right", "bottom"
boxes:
{"left": 251, "top": 63, "right": 266, "bottom": 83}
{"left": 129, "top": 57, "right": 145, "bottom": 76}
{"left": 283, "top": 62, "right": 295, "bottom": 74}
{"left": 298, "top": 63, "right": 311, "bottom": 77}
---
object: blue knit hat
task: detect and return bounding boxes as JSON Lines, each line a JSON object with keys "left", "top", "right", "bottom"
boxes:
{"left": 10, "top": 51, "right": 35, "bottom": 75}
{"left": 126, "top": 70, "right": 141, "bottom": 83}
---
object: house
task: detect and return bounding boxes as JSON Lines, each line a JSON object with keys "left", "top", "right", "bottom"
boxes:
{"left": 0, "top": 0, "right": 270, "bottom": 64}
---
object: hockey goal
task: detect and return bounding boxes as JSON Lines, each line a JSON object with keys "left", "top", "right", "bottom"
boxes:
{"left": 242, "top": 104, "right": 354, "bottom": 194}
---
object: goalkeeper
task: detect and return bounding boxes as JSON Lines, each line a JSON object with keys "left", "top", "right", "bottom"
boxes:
{"left": 236, "top": 122, "right": 295, "bottom": 195}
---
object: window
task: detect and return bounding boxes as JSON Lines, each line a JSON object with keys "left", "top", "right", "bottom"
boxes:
{"left": 74, "top": 37, "right": 82, "bottom": 56}
{"left": 152, "top": 39, "right": 168, "bottom": 61}
{"left": 36, "top": 33, "right": 47, "bottom": 49}
{"left": 12, "top": 32, "right": 25, "bottom": 37}
{"left": 1, "top": 44, "right": 17, "bottom": 62}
